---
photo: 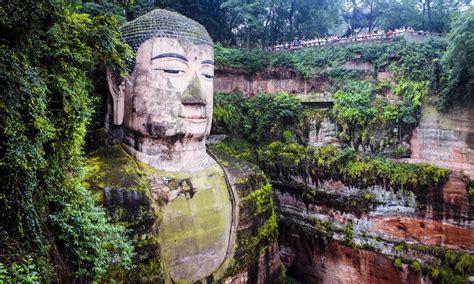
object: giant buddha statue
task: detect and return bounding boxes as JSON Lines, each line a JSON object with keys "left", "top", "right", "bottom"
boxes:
{"left": 87, "top": 9, "right": 280, "bottom": 283}
{"left": 105, "top": 9, "right": 233, "bottom": 282}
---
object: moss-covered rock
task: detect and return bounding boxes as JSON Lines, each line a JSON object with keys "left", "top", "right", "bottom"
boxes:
{"left": 85, "top": 145, "right": 165, "bottom": 282}
{"left": 209, "top": 148, "right": 281, "bottom": 283}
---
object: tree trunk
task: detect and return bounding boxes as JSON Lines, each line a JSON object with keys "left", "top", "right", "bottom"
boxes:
{"left": 246, "top": 26, "right": 251, "bottom": 52}
{"left": 427, "top": 0, "right": 432, "bottom": 32}
{"left": 262, "top": 8, "right": 273, "bottom": 50}
{"left": 421, "top": 0, "right": 426, "bottom": 31}
{"left": 288, "top": 0, "right": 297, "bottom": 41}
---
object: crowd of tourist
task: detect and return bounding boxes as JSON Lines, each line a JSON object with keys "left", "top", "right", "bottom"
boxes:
{"left": 270, "top": 27, "right": 423, "bottom": 51}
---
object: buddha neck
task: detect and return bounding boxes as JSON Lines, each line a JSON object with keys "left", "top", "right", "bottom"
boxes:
{"left": 122, "top": 131, "right": 211, "bottom": 173}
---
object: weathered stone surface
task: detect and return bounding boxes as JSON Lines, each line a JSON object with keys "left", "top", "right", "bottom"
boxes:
{"left": 225, "top": 243, "right": 282, "bottom": 284}
{"left": 151, "top": 162, "right": 233, "bottom": 283}
{"left": 85, "top": 145, "right": 282, "bottom": 283}
{"left": 308, "top": 117, "right": 339, "bottom": 147}
{"left": 214, "top": 61, "right": 375, "bottom": 96}
{"left": 209, "top": 149, "right": 282, "bottom": 284}
{"left": 273, "top": 171, "right": 474, "bottom": 283}
{"left": 214, "top": 67, "right": 329, "bottom": 96}
{"left": 409, "top": 102, "right": 474, "bottom": 178}
{"left": 108, "top": 36, "right": 215, "bottom": 173}
{"left": 280, "top": 225, "right": 423, "bottom": 284}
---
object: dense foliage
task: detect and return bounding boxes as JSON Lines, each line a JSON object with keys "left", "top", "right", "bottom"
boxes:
{"left": 213, "top": 92, "right": 301, "bottom": 143}
{"left": 333, "top": 79, "right": 428, "bottom": 151}
{"left": 0, "top": 1, "right": 132, "bottom": 281}
{"left": 72, "top": 0, "right": 469, "bottom": 50}
{"left": 214, "top": 75, "right": 427, "bottom": 152}
{"left": 215, "top": 37, "right": 447, "bottom": 78}
{"left": 214, "top": 37, "right": 447, "bottom": 151}
{"left": 438, "top": 6, "right": 474, "bottom": 109}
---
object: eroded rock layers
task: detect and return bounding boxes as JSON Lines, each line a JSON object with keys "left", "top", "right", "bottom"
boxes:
{"left": 272, "top": 166, "right": 473, "bottom": 283}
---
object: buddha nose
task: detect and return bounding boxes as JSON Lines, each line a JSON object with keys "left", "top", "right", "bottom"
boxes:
{"left": 181, "top": 73, "right": 206, "bottom": 106}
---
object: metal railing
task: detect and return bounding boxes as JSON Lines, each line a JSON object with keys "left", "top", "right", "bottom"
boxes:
{"left": 270, "top": 31, "right": 446, "bottom": 52}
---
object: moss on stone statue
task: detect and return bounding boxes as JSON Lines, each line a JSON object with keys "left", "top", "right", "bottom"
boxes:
{"left": 85, "top": 145, "right": 153, "bottom": 193}
{"left": 103, "top": 234, "right": 164, "bottom": 282}
{"left": 85, "top": 144, "right": 280, "bottom": 282}
{"left": 153, "top": 162, "right": 233, "bottom": 283}
{"left": 209, "top": 148, "right": 279, "bottom": 279}
{"left": 84, "top": 145, "right": 165, "bottom": 282}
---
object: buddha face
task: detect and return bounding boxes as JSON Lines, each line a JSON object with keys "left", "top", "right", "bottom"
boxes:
{"left": 119, "top": 37, "right": 214, "bottom": 143}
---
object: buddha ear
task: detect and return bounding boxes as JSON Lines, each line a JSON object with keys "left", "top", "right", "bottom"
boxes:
{"left": 106, "top": 66, "right": 125, "bottom": 125}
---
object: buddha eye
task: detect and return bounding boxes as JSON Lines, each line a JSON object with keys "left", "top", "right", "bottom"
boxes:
{"left": 163, "top": 69, "right": 184, "bottom": 74}
{"left": 153, "top": 68, "right": 185, "bottom": 75}
{"left": 202, "top": 73, "right": 214, "bottom": 79}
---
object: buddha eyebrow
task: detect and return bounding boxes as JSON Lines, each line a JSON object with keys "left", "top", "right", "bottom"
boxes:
{"left": 151, "top": 53, "right": 188, "bottom": 62}
{"left": 201, "top": 59, "right": 214, "bottom": 65}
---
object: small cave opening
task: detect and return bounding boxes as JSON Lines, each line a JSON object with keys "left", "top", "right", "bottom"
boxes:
{"left": 396, "top": 225, "right": 406, "bottom": 231}
{"left": 419, "top": 222, "right": 425, "bottom": 228}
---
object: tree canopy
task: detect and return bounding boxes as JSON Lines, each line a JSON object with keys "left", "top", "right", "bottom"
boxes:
{"left": 73, "top": 0, "right": 471, "bottom": 50}
{"left": 438, "top": 5, "right": 474, "bottom": 109}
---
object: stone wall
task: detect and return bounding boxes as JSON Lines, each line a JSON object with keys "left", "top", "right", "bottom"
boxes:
{"left": 214, "top": 67, "right": 330, "bottom": 96}
{"left": 280, "top": 226, "right": 423, "bottom": 284}
{"left": 214, "top": 61, "right": 376, "bottom": 96}
{"left": 409, "top": 101, "right": 474, "bottom": 177}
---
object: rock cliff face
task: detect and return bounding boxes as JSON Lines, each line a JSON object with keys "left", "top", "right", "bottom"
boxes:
{"left": 409, "top": 102, "right": 474, "bottom": 178}
{"left": 274, "top": 172, "right": 473, "bottom": 283}
{"left": 213, "top": 66, "right": 474, "bottom": 283}
{"left": 214, "top": 67, "right": 330, "bottom": 96}
{"left": 214, "top": 61, "right": 375, "bottom": 96}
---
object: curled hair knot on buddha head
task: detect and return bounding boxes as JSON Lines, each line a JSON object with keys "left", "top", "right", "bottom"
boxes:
{"left": 120, "top": 9, "right": 214, "bottom": 74}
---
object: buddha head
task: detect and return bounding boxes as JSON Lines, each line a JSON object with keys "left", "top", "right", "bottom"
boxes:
{"left": 107, "top": 9, "right": 215, "bottom": 172}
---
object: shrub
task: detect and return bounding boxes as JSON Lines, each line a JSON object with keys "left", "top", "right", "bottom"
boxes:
{"left": 213, "top": 92, "right": 301, "bottom": 143}
{"left": 0, "top": 258, "right": 40, "bottom": 284}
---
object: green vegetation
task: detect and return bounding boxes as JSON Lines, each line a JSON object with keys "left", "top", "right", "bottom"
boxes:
{"left": 213, "top": 92, "right": 301, "bottom": 143}
{"left": 84, "top": 146, "right": 167, "bottom": 282}
{"left": 0, "top": 258, "right": 39, "bottom": 284}
{"left": 303, "top": 188, "right": 377, "bottom": 214}
{"left": 438, "top": 6, "right": 474, "bottom": 110}
{"left": 211, "top": 142, "right": 450, "bottom": 192}
{"left": 285, "top": 216, "right": 473, "bottom": 284}
{"left": 332, "top": 79, "right": 428, "bottom": 151}
{"left": 214, "top": 44, "right": 434, "bottom": 151}
{"left": 0, "top": 1, "right": 132, "bottom": 281}
{"left": 215, "top": 38, "right": 447, "bottom": 79}
{"left": 394, "top": 257, "right": 402, "bottom": 268}
{"left": 71, "top": 0, "right": 467, "bottom": 51}
{"left": 209, "top": 148, "right": 279, "bottom": 278}
{"left": 85, "top": 145, "right": 151, "bottom": 193}
{"left": 459, "top": 172, "right": 474, "bottom": 197}
{"left": 227, "top": 177, "right": 279, "bottom": 276}
{"left": 389, "top": 242, "right": 474, "bottom": 283}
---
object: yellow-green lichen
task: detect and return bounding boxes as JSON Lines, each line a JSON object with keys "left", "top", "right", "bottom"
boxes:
{"left": 84, "top": 145, "right": 152, "bottom": 192}
{"left": 156, "top": 162, "right": 233, "bottom": 283}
